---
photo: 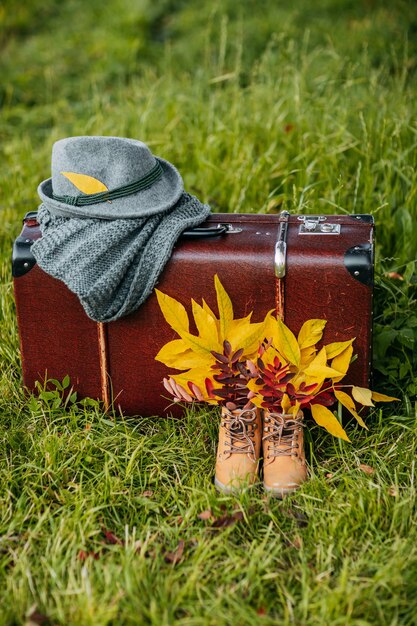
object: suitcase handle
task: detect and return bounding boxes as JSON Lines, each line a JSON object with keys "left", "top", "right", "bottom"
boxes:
{"left": 181, "top": 224, "right": 230, "bottom": 239}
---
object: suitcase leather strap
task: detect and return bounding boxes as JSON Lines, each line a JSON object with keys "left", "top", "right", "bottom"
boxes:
{"left": 97, "top": 322, "right": 110, "bottom": 411}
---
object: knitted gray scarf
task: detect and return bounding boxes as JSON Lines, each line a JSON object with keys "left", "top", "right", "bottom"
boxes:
{"left": 31, "top": 192, "right": 211, "bottom": 323}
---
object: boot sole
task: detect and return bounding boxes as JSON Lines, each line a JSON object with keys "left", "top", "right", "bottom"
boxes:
{"left": 214, "top": 476, "right": 257, "bottom": 494}
{"left": 263, "top": 483, "right": 300, "bottom": 498}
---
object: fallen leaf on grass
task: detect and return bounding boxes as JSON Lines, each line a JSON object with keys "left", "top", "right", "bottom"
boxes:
{"left": 359, "top": 464, "right": 375, "bottom": 475}
{"left": 25, "top": 606, "right": 50, "bottom": 626}
{"left": 385, "top": 272, "right": 404, "bottom": 281}
{"left": 164, "top": 540, "right": 185, "bottom": 565}
{"left": 142, "top": 490, "right": 154, "bottom": 497}
{"left": 198, "top": 509, "right": 213, "bottom": 521}
{"left": 326, "top": 473, "right": 334, "bottom": 479}
{"left": 211, "top": 510, "right": 244, "bottom": 528}
{"left": 257, "top": 607, "right": 267, "bottom": 616}
{"left": 388, "top": 486, "right": 398, "bottom": 497}
{"left": 78, "top": 549, "right": 100, "bottom": 562}
{"left": 101, "top": 527, "right": 124, "bottom": 545}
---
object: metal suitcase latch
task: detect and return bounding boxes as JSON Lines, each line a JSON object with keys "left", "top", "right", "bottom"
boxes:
{"left": 298, "top": 215, "right": 340, "bottom": 235}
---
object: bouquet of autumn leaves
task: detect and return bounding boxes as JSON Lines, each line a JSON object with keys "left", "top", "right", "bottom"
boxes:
{"left": 155, "top": 275, "right": 396, "bottom": 441}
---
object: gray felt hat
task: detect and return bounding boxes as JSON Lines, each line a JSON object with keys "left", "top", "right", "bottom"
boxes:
{"left": 38, "top": 136, "right": 184, "bottom": 219}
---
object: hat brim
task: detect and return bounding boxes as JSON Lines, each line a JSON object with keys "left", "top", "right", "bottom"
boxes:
{"left": 38, "top": 157, "right": 184, "bottom": 219}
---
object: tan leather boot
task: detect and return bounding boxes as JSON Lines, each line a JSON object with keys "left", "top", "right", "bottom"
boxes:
{"left": 214, "top": 407, "right": 261, "bottom": 493}
{"left": 262, "top": 410, "right": 307, "bottom": 498}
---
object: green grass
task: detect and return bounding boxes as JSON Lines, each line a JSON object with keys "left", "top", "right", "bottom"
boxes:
{"left": 1, "top": 0, "right": 417, "bottom": 623}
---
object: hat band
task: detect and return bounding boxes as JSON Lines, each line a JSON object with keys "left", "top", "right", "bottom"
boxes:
{"left": 52, "top": 160, "right": 163, "bottom": 206}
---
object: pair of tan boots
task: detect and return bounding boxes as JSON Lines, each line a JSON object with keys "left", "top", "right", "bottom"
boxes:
{"left": 214, "top": 407, "right": 307, "bottom": 497}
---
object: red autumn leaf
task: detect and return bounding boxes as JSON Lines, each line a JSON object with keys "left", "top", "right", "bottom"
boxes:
{"left": 78, "top": 549, "right": 100, "bottom": 562}
{"left": 101, "top": 527, "right": 124, "bottom": 545}
{"left": 205, "top": 377, "right": 215, "bottom": 398}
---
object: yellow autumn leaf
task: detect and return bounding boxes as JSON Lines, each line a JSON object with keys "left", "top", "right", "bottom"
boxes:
{"left": 226, "top": 313, "right": 254, "bottom": 349}
{"left": 248, "top": 395, "right": 264, "bottom": 409}
{"left": 304, "top": 347, "right": 343, "bottom": 382}
{"left": 325, "top": 338, "right": 355, "bottom": 360}
{"left": 281, "top": 393, "right": 291, "bottom": 413}
{"left": 214, "top": 274, "right": 233, "bottom": 339}
{"left": 267, "top": 316, "right": 301, "bottom": 366}
{"left": 61, "top": 171, "right": 108, "bottom": 194}
{"left": 300, "top": 344, "right": 317, "bottom": 368}
{"left": 155, "top": 338, "right": 190, "bottom": 363}
{"left": 180, "top": 329, "right": 220, "bottom": 355}
{"left": 155, "top": 290, "right": 189, "bottom": 335}
{"left": 202, "top": 299, "right": 219, "bottom": 327}
{"left": 166, "top": 352, "right": 213, "bottom": 369}
{"left": 331, "top": 344, "right": 354, "bottom": 382}
{"left": 371, "top": 391, "right": 400, "bottom": 402}
{"left": 155, "top": 339, "right": 214, "bottom": 369}
{"left": 246, "top": 378, "right": 260, "bottom": 393}
{"left": 310, "top": 404, "right": 351, "bottom": 442}
{"left": 228, "top": 310, "right": 273, "bottom": 356}
{"left": 156, "top": 338, "right": 189, "bottom": 357}
{"left": 297, "top": 319, "right": 327, "bottom": 349}
{"left": 351, "top": 386, "right": 374, "bottom": 407}
{"left": 286, "top": 401, "right": 301, "bottom": 416}
{"left": 334, "top": 389, "right": 368, "bottom": 429}
{"left": 191, "top": 299, "right": 219, "bottom": 343}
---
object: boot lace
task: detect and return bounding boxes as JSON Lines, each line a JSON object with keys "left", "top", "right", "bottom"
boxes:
{"left": 221, "top": 408, "right": 258, "bottom": 460}
{"left": 263, "top": 413, "right": 304, "bottom": 458}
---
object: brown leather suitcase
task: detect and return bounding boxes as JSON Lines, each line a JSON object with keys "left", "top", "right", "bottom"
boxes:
{"left": 12, "top": 211, "right": 374, "bottom": 416}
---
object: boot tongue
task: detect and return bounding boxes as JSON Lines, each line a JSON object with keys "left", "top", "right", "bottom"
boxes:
{"left": 226, "top": 415, "right": 256, "bottom": 455}
{"left": 264, "top": 415, "right": 301, "bottom": 457}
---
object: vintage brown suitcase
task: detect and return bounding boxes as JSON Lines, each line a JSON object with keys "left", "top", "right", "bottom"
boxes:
{"left": 12, "top": 211, "right": 374, "bottom": 416}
